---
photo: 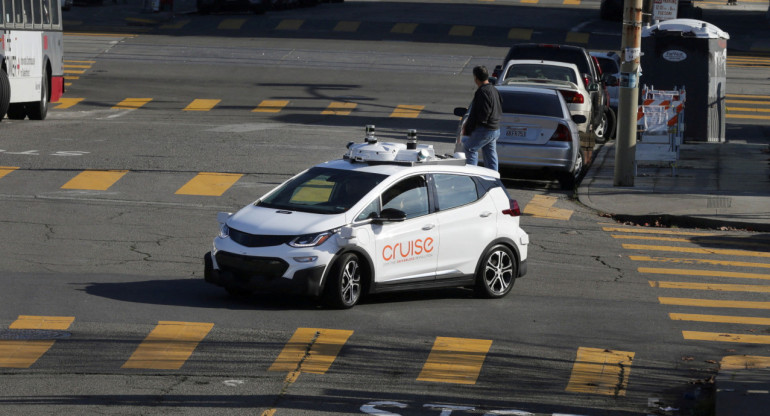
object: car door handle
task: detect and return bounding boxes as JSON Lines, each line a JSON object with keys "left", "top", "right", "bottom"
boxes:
{"left": 480, "top": 211, "right": 493, "bottom": 218}
{"left": 422, "top": 224, "right": 436, "bottom": 230}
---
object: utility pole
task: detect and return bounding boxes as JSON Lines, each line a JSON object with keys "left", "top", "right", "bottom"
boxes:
{"left": 614, "top": 0, "right": 644, "bottom": 187}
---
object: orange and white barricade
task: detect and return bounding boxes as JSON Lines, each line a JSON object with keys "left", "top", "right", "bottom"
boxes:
{"left": 636, "top": 86, "right": 685, "bottom": 175}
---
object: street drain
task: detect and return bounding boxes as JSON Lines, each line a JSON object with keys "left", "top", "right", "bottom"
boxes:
{"left": 0, "top": 329, "right": 72, "bottom": 340}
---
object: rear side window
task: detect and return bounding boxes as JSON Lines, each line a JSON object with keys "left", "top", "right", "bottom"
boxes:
{"left": 499, "top": 90, "right": 563, "bottom": 118}
{"left": 433, "top": 174, "right": 479, "bottom": 211}
{"left": 597, "top": 57, "right": 619, "bottom": 75}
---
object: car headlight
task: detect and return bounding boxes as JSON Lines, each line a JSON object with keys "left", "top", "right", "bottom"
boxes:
{"left": 289, "top": 230, "right": 335, "bottom": 248}
{"left": 219, "top": 224, "right": 230, "bottom": 239}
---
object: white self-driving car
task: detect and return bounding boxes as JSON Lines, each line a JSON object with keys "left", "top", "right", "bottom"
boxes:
{"left": 205, "top": 127, "right": 529, "bottom": 308}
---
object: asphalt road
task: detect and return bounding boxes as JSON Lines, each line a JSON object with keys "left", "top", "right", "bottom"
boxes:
{"left": 1, "top": 1, "right": 770, "bottom": 415}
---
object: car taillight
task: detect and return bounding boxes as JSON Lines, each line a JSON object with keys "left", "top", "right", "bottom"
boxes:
{"left": 549, "top": 124, "right": 571, "bottom": 142}
{"left": 502, "top": 199, "right": 521, "bottom": 217}
{"left": 583, "top": 75, "right": 590, "bottom": 87}
{"left": 560, "top": 90, "right": 584, "bottom": 104}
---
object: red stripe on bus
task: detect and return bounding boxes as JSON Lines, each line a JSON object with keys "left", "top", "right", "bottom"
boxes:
{"left": 51, "top": 76, "right": 64, "bottom": 103}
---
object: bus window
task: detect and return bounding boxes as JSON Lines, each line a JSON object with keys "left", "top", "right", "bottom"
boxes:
{"left": 34, "top": 0, "right": 43, "bottom": 25}
{"left": 0, "top": 0, "right": 4, "bottom": 24}
{"left": 41, "top": 0, "right": 50, "bottom": 24}
{"left": 13, "top": 0, "right": 22, "bottom": 23}
{"left": 24, "top": 0, "right": 33, "bottom": 24}
{"left": 50, "top": 0, "right": 58, "bottom": 26}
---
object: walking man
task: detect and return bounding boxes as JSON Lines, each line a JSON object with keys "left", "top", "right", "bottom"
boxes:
{"left": 460, "top": 66, "right": 503, "bottom": 171}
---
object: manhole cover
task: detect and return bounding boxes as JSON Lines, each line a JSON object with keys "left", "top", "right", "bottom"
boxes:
{"left": 0, "top": 329, "right": 72, "bottom": 340}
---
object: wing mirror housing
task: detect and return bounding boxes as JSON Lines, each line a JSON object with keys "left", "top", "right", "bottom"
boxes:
{"left": 372, "top": 208, "right": 407, "bottom": 224}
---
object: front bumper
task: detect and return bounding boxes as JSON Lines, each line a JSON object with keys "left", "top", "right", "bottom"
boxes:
{"left": 205, "top": 250, "right": 327, "bottom": 297}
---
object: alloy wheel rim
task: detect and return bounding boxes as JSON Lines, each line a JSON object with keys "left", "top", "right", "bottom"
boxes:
{"left": 341, "top": 260, "right": 360, "bottom": 304}
{"left": 484, "top": 250, "right": 513, "bottom": 294}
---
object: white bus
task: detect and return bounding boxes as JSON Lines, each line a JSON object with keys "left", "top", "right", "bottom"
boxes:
{"left": 1, "top": 0, "right": 65, "bottom": 121}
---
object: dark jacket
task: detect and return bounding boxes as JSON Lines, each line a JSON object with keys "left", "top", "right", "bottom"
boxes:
{"left": 465, "top": 83, "right": 502, "bottom": 134}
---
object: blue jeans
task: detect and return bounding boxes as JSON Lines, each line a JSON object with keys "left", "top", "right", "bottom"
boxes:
{"left": 462, "top": 128, "right": 500, "bottom": 171}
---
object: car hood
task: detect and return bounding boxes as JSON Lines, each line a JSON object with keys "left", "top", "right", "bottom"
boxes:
{"left": 227, "top": 204, "right": 343, "bottom": 235}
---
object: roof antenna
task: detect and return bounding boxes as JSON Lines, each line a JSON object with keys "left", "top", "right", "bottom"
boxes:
{"left": 406, "top": 129, "right": 418, "bottom": 150}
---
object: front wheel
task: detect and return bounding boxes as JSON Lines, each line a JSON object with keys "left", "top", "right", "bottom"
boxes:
{"left": 475, "top": 245, "right": 516, "bottom": 298}
{"left": 323, "top": 253, "right": 363, "bottom": 309}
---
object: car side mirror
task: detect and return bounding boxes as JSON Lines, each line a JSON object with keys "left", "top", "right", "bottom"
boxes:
{"left": 606, "top": 75, "right": 619, "bottom": 87}
{"left": 453, "top": 107, "right": 468, "bottom": 117}
{"left": 587, "top": 83, "right": 599, "bottom": 92}
{"left": 492, "top": 64, "right": 502, "bottom": 78}
{"left": 489, "top": 77, "right": 498, "bottom": 85}
{"left": 373, "top": 208, "right": 407, "bottom": 224}
{"left": 572, "top": 114, "right": 587, "bottom": 124}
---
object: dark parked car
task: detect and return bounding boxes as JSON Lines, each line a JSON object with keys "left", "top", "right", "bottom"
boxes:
{"left": 492, "top": 43, "right": 612, "bottom": 151}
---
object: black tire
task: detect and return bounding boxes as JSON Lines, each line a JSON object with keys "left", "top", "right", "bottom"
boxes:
{"left": 27, "top": 73, "right": 49, "bottom": 120}
{"left": 475, "top": 245, "right": 516, "bottom": 299}
{"left": 6, "top": 103, "right": 26, "bottom": 120}
{"left": 323, "top": 253, "right": 363, "bottom": 309}
{"left": 605, "top": 107, "right": 617, "bottom": 141}
{"left": 0, "top": 68, "right": 10, "bottom": 122}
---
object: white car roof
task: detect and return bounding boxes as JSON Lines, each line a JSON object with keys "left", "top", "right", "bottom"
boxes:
{"left": 316, "top": 158, "right": 500, "bottom": 178}
{"left": 503, "top": 59, "right": 580, "bottom": 70}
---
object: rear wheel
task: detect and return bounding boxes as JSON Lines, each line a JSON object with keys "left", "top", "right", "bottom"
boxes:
{"left": 593, "top": 109, "right": 609, "bottom": 143}
{"left": 559, "top": 151, "right": 583, "bottom": 190}
{"left": 0, "top": 68, "right": 10, "bottom": 121}
{"left": 27, "top": 73, "right": 49, "bottom": 120}
{"left": 475, "top": 245, "right": 516, "bottom": 298}
{"left": 323, "top": 253, "right": 363, "bottom": 309}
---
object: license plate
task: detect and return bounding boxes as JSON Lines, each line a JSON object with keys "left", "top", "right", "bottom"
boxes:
{"left": 506, "top": 127, "right": 527, "bottom": 137}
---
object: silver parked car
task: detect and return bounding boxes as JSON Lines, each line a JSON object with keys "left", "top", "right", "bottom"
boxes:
{"left": 454, "top": 85, "right": 586, "bottom": 189}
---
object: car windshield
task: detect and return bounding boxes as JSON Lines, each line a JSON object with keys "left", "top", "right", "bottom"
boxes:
{"left": 499, "top": 90, "right": 564, "bottom": 118}
{"left": 257, "top": 167, "right": 388, "bottom": 215}
{"left": 505, "top": 64, "right": 577, "bottom": 84}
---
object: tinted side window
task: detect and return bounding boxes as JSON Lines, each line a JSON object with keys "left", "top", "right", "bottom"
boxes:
{"left": 434, "top": 174, "right": 478, "bottom": 211}
{"left": 382, "top": 176, "right": 429, "bottom": 220}
{"left": 499, "top": 90, "right": 563, "bottom": 118}
{"left": 598, "top": 57, "right": 619, "bottom": 74}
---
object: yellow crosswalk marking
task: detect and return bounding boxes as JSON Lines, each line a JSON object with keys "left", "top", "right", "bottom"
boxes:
{"left": 521, "top": 0, "right": 539, "bottom": 3}
{"left": 183, "top": 99, "right": 221, "bottom": 111}
{"left": 122, "top": 321, "right": 214, "bottom": 370}
{"left": 276, "top": 19, "right": 304, "bottom": 30}
{"left": 726, "top": 99, "right": 770, "bottom": 105}
{"left": 683, "top": 331, "right": 770, "bottom": 345}
{"left": 670, "top": 313, "right": 770, "bottom": 325}
{"left": 417, "top": 337, "right": 492, "bottom": 385}
{"left": 566, "top": 347, "right": 634, "bottom": 396}
{"left": 449, "top": 25, "right": 475, "bottom": 37}
{"left": 175, "top": 172, "right": 243, "bottom": 196}
{"left": 508, "top": 28, "right": 533, "bottom": 40}
{"left": 0, "top": 166, "right": 19, "bottom": 179}
{"left": 55, "top": 98, "right": 84, "bottom": 109}
{"left": 269, "top": 328, "right": 353, "bottom": 374}
{"left": 565, "top": 32, "right": 589, "bottom": 44}
{"left": 523, "top": 195, "right": 573, "bottom": 220}
{"left": 64, "top": 60, "right": 95, "bottom": 64}
{"left": 726, "top": 93, "right": 770, "bottom": 99}
{"left": 63, "top": 64, "right": 91, "bottom": 69}
{"left": 64, "top": 76, "right": 80, "bottom": 80}
{"left": 721, "top": 355, "right": 770, "bottom": 370}
{"left": 391, "top": 23, "right": 417, "bottom": 34}
{"left": 113, "top": 98, "right": 152, "bottom": 110}
{"left": 61, "top": 170, "right": 129, "bottom": 191}
{"left": 563, "top": 0, "right": 580, "bottom": 4}
{"left": 727, "top": 114, "right": 770, "bottom": 120}
{"left": 253, "top": 100, "right": 289, "bottom": 113}
{"left": 614, "top": 234, "right": 769, "bottom": 248}
{"left": 0, "top": 316, "right": 75, "bottom": 368}
{"left": 650, "top": 281, "right": 770, "bottom": 293}
{"left": 322, "top": 102, "right": 357, "bottom": 116}
{"left": 161, "top": 19, "right": 189, "bottom": 29}
{"left": 622, "top": 244, "right": 770, "bottom": 258}
{"left": 660, "top": 297, "right": 770, "bottom": 309}
{"left": 630, "top": 255, "right": 770, "bottom": 269}
{"left": 728, "top": 107, "right": 770, "bottom": 113}
{"left": 640, "top": 267, "right": 770, "bottom": 281}
{"left": 390, "top": 104, "right": 424, "bottom": 118}
{"left": 218, "top": 19, "right": 246, "bottom": 30}
{"left": 603, "top": 227, "right": 714, "bottom": 236}
{"left": 334, "top": 21, "right": 360, "bottom": 32}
